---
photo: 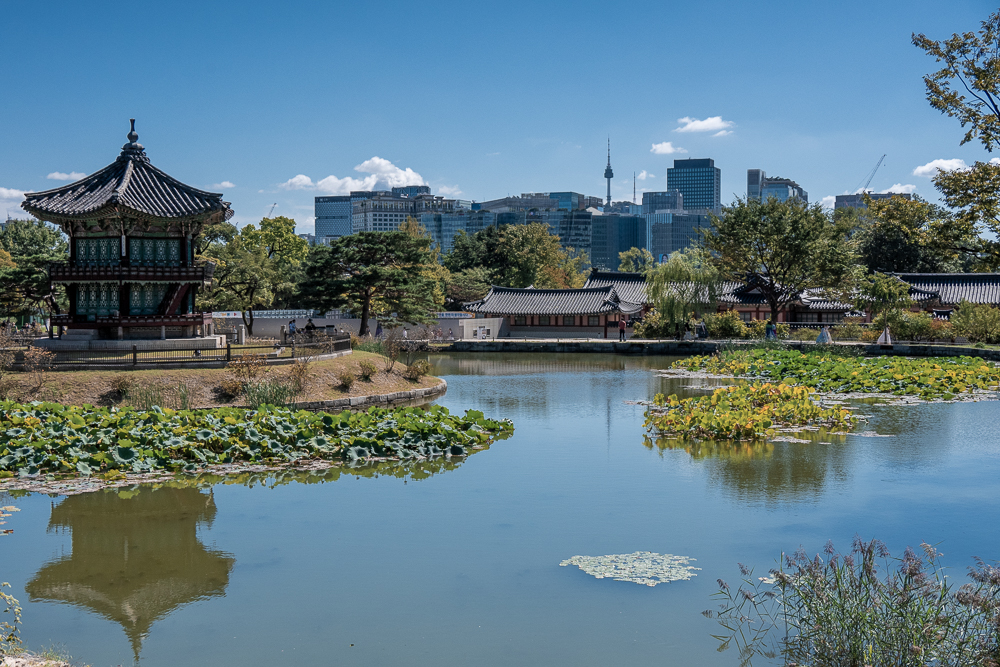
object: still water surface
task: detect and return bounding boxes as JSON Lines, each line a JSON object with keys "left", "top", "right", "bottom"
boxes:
{"left": 3, "top": 353, "right": 1000, "bottom": 666}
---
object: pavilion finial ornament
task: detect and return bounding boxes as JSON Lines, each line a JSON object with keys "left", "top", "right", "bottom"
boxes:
{"left": 128, "top": 118, "right": 138, "bottom": 143}
{"left": 121, "top": 118, "right": 144, "bottom": 156}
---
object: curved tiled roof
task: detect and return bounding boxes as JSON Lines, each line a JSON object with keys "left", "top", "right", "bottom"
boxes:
{"left": 583, "top": 270, "right": 648, "bottom": 305}
{"left": 465, "top": 285, "right": 642, "bottom": 316}
{"left": 22, "top": 121, "right": 232, "bottom": 224}
{"left": 895, "top": 273, "right": 1000, "bottom": 306}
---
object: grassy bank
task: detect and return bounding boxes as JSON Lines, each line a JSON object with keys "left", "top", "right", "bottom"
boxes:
{"left": 1, "top": 351, "right": 439, "bottom": 409}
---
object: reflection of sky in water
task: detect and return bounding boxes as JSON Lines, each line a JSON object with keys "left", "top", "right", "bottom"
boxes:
{"left": 2, "top": 352, "right": 998, "bottom": 667}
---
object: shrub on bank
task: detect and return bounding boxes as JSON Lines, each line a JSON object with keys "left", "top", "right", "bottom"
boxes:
{"left": 403, "top": 359, "right": 431, "bottom": 381}
{"left": 703, "top": 311, "right": 747, "bottom": 339}
{"left": 0, "top": 402, "right": 514, "bottom": 477}
{"left": 951, "top": 300, "right": 1000, "bottom": 344}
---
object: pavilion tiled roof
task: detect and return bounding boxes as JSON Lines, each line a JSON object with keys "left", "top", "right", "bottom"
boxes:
{"left": 465, "top": 285, "right": 643, "bottom": 316}
{"left": 583, "top": 270, "right": 648, "bottom": 306}
{"left": 22, "top": 120, "right": 232, "bottom": 224}
{"left": 895, "top": 273, "right": 1000, "bottom": 306}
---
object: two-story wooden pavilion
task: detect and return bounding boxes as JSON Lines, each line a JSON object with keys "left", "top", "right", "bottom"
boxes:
{"left": 22, "top": 120, "right": 231, "bottom": 345}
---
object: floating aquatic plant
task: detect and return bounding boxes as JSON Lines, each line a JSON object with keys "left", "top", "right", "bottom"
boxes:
{"left": 645, "top": 383, "right": 858, "bottom": 442}
{"left": 0, "top": 401, "right": 514, "bottom": 478}
{"left": 560, "top": 551, "right": 700, "bottom": 587}
{"left": 671, "top": 349, "right": 1000, "bottom": 401}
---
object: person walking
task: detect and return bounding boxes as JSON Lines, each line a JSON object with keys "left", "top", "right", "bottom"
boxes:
{"left": 618, "top": 317, "right": 627, "bottom": 341}
{"left": 375, "top": 322, "right": 383, "bottom": 338}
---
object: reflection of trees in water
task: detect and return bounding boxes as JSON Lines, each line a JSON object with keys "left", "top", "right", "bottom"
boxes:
{"left": 26, "top": 487, "right": 234, "bottom": 664}
{"left": 648, "top": 432, "right": 854, "bottom": 502}
{"left": 429, "top": 353, "right": 681, "bottom": 377}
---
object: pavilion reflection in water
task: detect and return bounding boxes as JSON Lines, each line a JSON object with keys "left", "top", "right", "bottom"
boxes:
{"left": 26, "top": 486, "right": 234, "bottom": 663}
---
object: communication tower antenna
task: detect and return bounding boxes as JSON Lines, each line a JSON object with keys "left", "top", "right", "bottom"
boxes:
{"left": 633, "top": 172, "right": 636, "bottom": 204}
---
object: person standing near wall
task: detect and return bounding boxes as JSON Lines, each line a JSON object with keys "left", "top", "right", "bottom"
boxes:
{"left": 618, "top": 317, "right": 627, "bottom": 341}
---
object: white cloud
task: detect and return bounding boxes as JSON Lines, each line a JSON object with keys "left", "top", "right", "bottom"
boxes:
{"left": 913, "top": 158, "right": 967, "bottom": 177}
{"left": 1, "top": 187, "right": 26, "bottom": 217}
{"left": 650, "top": 142, "right": 687, "bottom": 155}
{"left": 636, "top": 170, "right": 654, "bottom": 180}
{"left": 281, "top": 157, "right": 426, "bottom": 195}
{"left": 280, "top": 174, "right": 316, "bottom": 190}
{"left": 713, "top": 130, "right": 733, "bottom": 137}
{"left": 880, "top": 183, "right": 917, "bottom": 194}
{"left": 46, "top": 171, "right": 86, "bottom": 181}
{"left": 212, "top": 181, "right": 235, "bottom": 189}
{"left": 990, "top": 157, "right": 1000, "bottom": 165}
{"left": 820, "top": 195, "right": 837, "bottom": 209}
{"left": 674, "top": 116, "right": 735, "bottom": 133}
{"left": 438, "top": 185, "right": 463, "bottom": 196}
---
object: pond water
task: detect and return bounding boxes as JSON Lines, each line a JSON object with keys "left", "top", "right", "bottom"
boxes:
{"left": 3, "top": 352, "right": 1000, "bottom": 666}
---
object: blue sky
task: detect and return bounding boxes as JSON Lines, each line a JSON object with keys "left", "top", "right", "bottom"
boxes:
{"left": 1, "top": 0, "right": 996, "bottom": 234}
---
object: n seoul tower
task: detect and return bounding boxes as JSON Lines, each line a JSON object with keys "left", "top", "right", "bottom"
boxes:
{"left": 604, "top": 138, "right": 613, "bottom": 206}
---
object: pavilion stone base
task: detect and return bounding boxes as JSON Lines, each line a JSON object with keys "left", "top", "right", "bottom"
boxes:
{"left": 34, "top": 333, "right": 226, "bottom": 351}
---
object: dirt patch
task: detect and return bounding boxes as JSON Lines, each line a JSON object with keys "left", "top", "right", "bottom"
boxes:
{"left": 0, "top": 351, "right": 441, "bottom": 409}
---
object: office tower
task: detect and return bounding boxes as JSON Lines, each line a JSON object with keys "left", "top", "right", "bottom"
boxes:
{"left": 747, "top": 169, "right": 765, "bottom": 200}
{"left": 760, "top": 177, "right": 808, "bottom": 203}
{"left": 314, "top": 195, "right": 352, "bottom": 243}
{"left": 834, "top": 192, "right": 911, "bottom": 209}
{"left": 590, "top": 214, "right": 649, "bottom": 269}
{"left": 391, "top": 185, "right": 431, "bottom": 197}
{"left": 666, "top": 158, "right": 721, "bottom": 211}
{"left": 641, "top": 190, "right": 684, "bottom": 214}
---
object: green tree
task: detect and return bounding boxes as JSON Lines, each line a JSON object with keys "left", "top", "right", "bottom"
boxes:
{"left": 853, "top": 272, "right": 913, "bottom": 334}
{"left": 646, "top": 248, "right": 721, "bottom": 339}
{"left": 914, "top": 11, "right": 1000, "bottom": 268}
{"left": 702, "top": 197, "right": 855, "bottom": 323}
{"left": 200, "top": 235, "right": 277, "bottom": 335}
{"left": 0, "top": 218, "right": 69, "bottom": 317}
{"left": 242, "top": 216, "right": 309, "bottom": 265}
{"left": 618, "top": 247, "right": 656, "bottom": 273}
{"left": 298, "top": 231, "right": 437, "bottom": 336}
{"left": 444, "top": 223, "right": 585, "bottom": 288}
{"left": 445, "top": 267, "right": 492, "bottom": 309}
{"left": 851, "top": 194, "right": 965, "bottom": 272}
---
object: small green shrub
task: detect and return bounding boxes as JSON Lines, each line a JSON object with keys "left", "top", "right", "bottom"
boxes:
{"left": 951, "top": 300, "right": 1000, "bottom": 343}
{"left": 791, "top": 327, "right": 820, "bottom": 341}
{"left": 358, "top": 359, "right": 378, "bottom": 380}
{"left": 831, "top": 316, "right": 865, "bottom": 340}
{"left": 337, "top": 369, "right": 355, "bottom": 390}
{"left": 109, "top": 373, "right": 135, "bottom": 397}
{"left": 403, "top": 359, "right": 431, "bottom": 381}
{"left": 703, "top": 310, "right": 748, "bottom": 339}
{"left": 893, "top": 310, "right": 934, "bottom": 341}
{"left": 632, "top": 309, "right": 673, "bottom": 338}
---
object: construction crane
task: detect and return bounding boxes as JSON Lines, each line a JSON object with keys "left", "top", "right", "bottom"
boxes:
{"left": 853, "top": 154, "right": 886, "bottom": 194}
{"left": 267, "top": 203, "right": 277, "bottom": 218}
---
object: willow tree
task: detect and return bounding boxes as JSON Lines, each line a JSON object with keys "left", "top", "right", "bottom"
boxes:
{"left": 646, "top": 248, "right": 720, "bottom": 339}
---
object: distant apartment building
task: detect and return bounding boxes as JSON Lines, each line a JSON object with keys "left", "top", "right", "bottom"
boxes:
{"left": 478, "top": 191, "right": 601, "bottom": 213}
{"left": 641, "top": 190, "right": 684, "bottom": 214}
{"left": 667, "top": 158, "right": 721, "bottom": 212}
{"left": 747, "top": 169, "right": 808, "bottom": 203}
{"left": 297, "top": 233, "right": 316, "bottom": 245}
{"left": 391, "top": 185, "right": 431, "bottom": 197}
{"left": 834, "top": 192, "right": 912, "bottom": 209}
{"left": 352, "top": 192, "right": 460, "bottom": 234}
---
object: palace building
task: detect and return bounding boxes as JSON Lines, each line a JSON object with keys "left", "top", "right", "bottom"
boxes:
{"left": 23, "top": 120, "right": 231, "bottom": 347}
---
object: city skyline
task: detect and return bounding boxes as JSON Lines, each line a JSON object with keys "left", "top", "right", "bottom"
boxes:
{"left": 0, "top": 0, "right": 994, "bottom": 236}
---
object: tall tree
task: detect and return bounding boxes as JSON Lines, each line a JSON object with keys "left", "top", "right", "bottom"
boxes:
{"left": 702, "top": 197, "right": 855, "bottom": 322}
{"left": 618, "top": 247, "right": 656, "bottom": 273}
{"left": 200, "top": 236, "right": 277, "bottom": 335}
{"left": 853, "top": 272, "right": 913, "bottom": 334}
{"left": 914, "top": 11, "right": 1000, "bottom": 268}
{"left": 298, "top": 231, "right": 437, "bottom": 336}
{"left": 646, "top": 248, "right": 721, "bottom": 339}
{"left": 0, "top": 218, "right": 69, "bottom": 317}
{"left": 850, "top": 194, "right": 965, "bottom": 273}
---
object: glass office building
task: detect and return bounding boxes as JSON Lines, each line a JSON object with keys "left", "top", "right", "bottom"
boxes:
{"left": 641, "top": 190, "right": 683, "bottom": 213}
{"left": 666, "top": 158, "right": 721, "bottom": 211}
{"left": 314, "top": 196, "right": 352, "bottom": 243}
{"left": 760, "top": 177, "right": 808, "bottom": 203}
{"left": 590, "top": 214, "right": 650, "bottom": 269}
